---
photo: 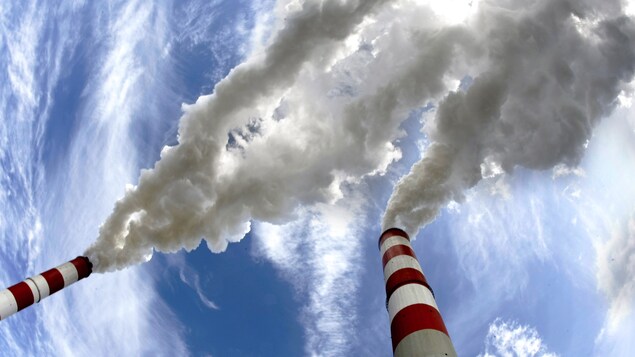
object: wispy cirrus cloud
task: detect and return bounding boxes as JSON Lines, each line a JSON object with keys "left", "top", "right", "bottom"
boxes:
{"left": 0, "top": 1, "right": 49, "bottom": 354}
{"left": 0, "top": 0, "right": 188, "bottom": 355}
{"left": 165, "top": 253, "right": 220, "bottom": 311}
{"left": 573, "top": 106, "right": 635, "bottom": 352}
{"left": 42, "top": 0, "right": 189, "bottom": 355}
{"left": 253, "top": 194, "right": 368, "bottom": 356}
{"left": 595, "top": 214, "right": 635, "bottom": 330}
{"left": 479, "top": 318, "right": 558, "bottom": 357}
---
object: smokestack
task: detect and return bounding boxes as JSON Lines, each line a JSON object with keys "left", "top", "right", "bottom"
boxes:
{"left": 0, "top": 257, "right": 92, "bottom": 321}
{"left": 379, "top": 228, "right": 456, "bottom": 356}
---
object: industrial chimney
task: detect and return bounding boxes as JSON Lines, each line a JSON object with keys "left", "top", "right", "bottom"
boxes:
{"left": 0, "top": 256, "right": 92, "bottom": 321}
{"left": 379, "top": 228, "right": 457, "bottom": 356}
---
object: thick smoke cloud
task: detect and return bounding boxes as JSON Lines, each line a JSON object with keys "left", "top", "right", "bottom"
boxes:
{"left": 86, "top": 0, "right": 392, "bottom": 271}
{"left": 384, "top": 0, "right": 635, "bottom": 235}
{"left": 86, "top": 0, "right": 635, "bottom": 272}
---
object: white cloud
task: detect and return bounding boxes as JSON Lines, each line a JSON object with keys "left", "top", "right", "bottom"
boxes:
{"left": 0, "top": 0, "right": 46, "bottom": 269}
{"left": 43, "top": 1, "right": 189, "bottom": 354}
{"left": 548, "top": 105, "right": 635, "bottom": 353}
{"left": 167, "top": 253, "right": 219, "bottom": 310}
{"left": 0, "top": 1, "right": 56, "bottom": 354}
{"left": 0, "top": 0, "right": 190, "bottom": 355}
{"left": 1, "top": 1, "right": 40, "bottom": 121}
{"left": 242, "top": 0, "right": 276, "bottom": 58}
{"left": 551, "top": 164, "right": 586, "bottom": 180}
{"left": 595, "top": 214, "right": 635, "bottom": 331}
{"left": 571, "top": 106, "right": 635, "bottom": 340}
{"left": 448, "top": 185, "right": 552, "bottom": 298}
{"left": 594, "top": 312, "right": 635, "bottom": 356}
{"left": 253, "top": 194, "right": 368, "bottom": 357}
{"left": 479, "top": 319, "right": 558, "bottom": 357}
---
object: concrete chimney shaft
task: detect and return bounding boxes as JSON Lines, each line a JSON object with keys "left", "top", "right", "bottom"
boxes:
{"left": 0, "top": 256, "right": 92, "bottom": 321}
{"left": 379, "top": 228, "right": 457, "bottom": 356}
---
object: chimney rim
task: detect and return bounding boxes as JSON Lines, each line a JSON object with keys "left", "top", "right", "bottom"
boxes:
{"left": 378, "top": 227, "right": 410, "bottom": 249}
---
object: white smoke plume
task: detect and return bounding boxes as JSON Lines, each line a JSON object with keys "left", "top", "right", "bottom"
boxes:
{"left": 86, "top": 0, "right": 393, "bottom": 271}
{"left": 383, "top": 0, "right": 635, "bottom": 235}
{"left": 86, "top": 0, "right": 635, "bottom": 272}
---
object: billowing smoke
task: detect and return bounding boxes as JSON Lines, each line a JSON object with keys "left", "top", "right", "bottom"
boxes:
{"left": 85, "top": 0, "right": 635, "bottom": 272}
{"left": 383, "top": 0, "right": 635, "bottom": 235}
{"left": 86, "top": 0, "right": 392, "bottom": 271}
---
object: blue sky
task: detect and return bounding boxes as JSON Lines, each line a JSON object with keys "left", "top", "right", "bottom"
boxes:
{"left": 2, "top": 1, "right": 635, "bottom": 356}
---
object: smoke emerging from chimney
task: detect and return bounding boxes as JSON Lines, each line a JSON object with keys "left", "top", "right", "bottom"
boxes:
{"left": 383, "top": 0, "right": 635, "bottom": 235}
{"left": 85, "top": 0, "right": 635, "bottom": 272}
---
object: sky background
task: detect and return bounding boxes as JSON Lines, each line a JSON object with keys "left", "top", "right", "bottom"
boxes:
{"left": 1, "top": 0, "right": 635, "bottom": 356}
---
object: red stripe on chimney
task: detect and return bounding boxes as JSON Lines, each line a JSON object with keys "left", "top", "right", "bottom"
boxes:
{"left": 390, "top": 303, "right": 449, "bottom": 351}
{"left": 385, "top": 268, "right": 433, "bottom": 301}
{"left": 382, "top": 244, "right": 417, "bottom": 267}
{"left": 7, "top": 282, "right": 34, "bottom": 311}
{"left": 41, "top": 268, "right": 65, "bottom": 294}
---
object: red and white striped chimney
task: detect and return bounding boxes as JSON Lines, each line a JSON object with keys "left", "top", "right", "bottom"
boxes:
{"left": 0, "top": 256, "right": 92, "bottom": 321}
{"left": 379, "top": 228, "right": 457, "bottom": 356}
